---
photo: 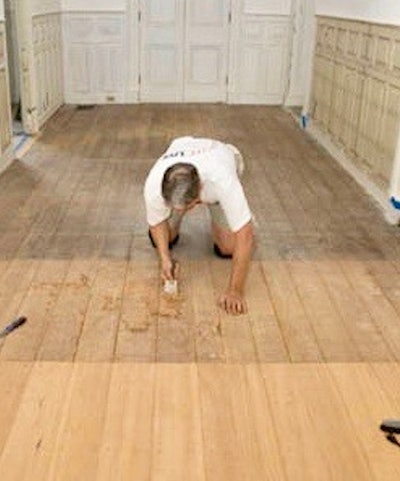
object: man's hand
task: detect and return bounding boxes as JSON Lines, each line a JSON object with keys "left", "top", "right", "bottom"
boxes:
{"left": 218, "top": 290, "right": 247, "bottom": 315}
{"left": 161, "top": 258, "right": 179, "bottom": 281}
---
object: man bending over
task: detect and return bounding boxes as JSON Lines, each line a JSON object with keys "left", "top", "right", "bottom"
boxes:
{"left": 144, "top": 136, "right": 254, "bottom": 315}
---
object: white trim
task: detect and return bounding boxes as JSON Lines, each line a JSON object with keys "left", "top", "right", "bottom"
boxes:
{"left": 61, "top": 10, "right": 126, "bottom": 15}
{"left": 14, "top": 133, "right": 37, "bottom": 159}
{"left": 307, "top": 119, "right": 400, "bottom": 225}
{"left": 0, "top": 144, "right": 14, "bottom": 176}
{"left": 389, "top": 124, "right": 400, "bottom": 204}
{"left": 0, "top": 133, "right": 37, "bottom": 176}
{"left": 64, "top": 92, "right": 128, "bottom": 104}
{"left": 38, "top": 103, "right": 62, "bottom": 128}
{"left": 126, "top": 0, "right": 139, "bottom": 103}
{"left": 285, "top": 94, "right": 305, "bottom": 106}
{"left": 125, "top": 89, "right": 139, "bottom": 103}
{"left": 32, "top": 11, "right": 60, "bottom": 17}
{"left": 302, "top": 3, "right": 316, "bottom": 117}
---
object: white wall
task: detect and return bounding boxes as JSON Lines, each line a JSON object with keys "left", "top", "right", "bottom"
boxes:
{"left": 32, "top": 0, "right": 62, "bottom": 16}
{"left": 62, "top": 0, "right": 126, "bottom": 12}
{"left": 243, "top": 0, "right": 291, "bottom": 15}
{"left": 0, "top": 0, "right": 4, "bottom": 21}
{"left": 316, "top": 0, "right": 400, "bottom": 26}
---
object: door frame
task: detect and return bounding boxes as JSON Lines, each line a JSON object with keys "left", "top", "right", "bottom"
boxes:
{"left": 14, "top": 0, "right": 39, "bottom": 134}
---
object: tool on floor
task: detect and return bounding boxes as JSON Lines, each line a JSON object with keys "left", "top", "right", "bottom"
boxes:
{"left": 380, "top": 419, "right": 400, "bottom": 448}
{"left": 163, "top": 260, "right": 178, "bottom": 295}
{"left": 0, "top": 316, "right": 27, "bottom": 338}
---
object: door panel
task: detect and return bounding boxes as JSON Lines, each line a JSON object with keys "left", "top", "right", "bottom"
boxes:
{"left": 16, "top": 0, "right": 39, "bottom": 133}
{"left": 69, "top": 45, "right": 91, "bottom": 94}
{"left": 231, "top": 17, "right": 290, "bottom": 104}
{"left": 184, "top": 0, "right": 229, "bottom": 101}
{"left": 94, "top": 45, "right": 124, "bottom": 94}
{"left": 139, "top": 0, "right": 184, "bottom": 102}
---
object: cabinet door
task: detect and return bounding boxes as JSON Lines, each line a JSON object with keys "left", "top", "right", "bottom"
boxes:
{"left": 139, "top": 0, "right": 184, "bottom": 102}
{"left": 184, "top": 0, "right": 230, "bottom": 102}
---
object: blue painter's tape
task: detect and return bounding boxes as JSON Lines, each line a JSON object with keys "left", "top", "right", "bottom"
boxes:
{"left": 14, "top": 134, "right": 29, "bottom": 152}
{"left": 390, "top": 196, "right": 400, "bottom": 210}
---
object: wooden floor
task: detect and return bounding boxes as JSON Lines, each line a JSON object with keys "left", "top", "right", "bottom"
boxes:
{"left": 0, "top": 104, "right": 400, "bottom": 479}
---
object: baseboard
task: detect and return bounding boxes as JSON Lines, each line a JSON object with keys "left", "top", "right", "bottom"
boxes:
{"left": 306, "top": 120, "right": 400, "bottom": 225}
{"left": 64, "top": 92, "right": 128, "bottom": 104}
{"left": 14, "top": 134, "right": 37, "bottom": 160}
{"left": 0, "top": 144, "right": 15, "bottom": 176}
{"left": 284, "top": 93, "right": 304, "bottom": 107}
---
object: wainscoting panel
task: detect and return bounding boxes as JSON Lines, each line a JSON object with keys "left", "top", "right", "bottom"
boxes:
{"left": 311, "top": 17, "right": 400, "bottom": 193}
{"left": 0, "top": 22, "right": 11, "bottom": 156}
{"left": 33, "top": 14, "right": 64, "bottom": 126}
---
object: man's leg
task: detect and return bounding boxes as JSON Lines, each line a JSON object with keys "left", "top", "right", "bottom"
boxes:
{"left": 211, "top": 221, "right": 235, "bottom": 258}
{"left": 208, "top": 144, "right": 244, "bottom": 258}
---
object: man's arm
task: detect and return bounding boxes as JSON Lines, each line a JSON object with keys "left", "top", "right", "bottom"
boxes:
{"left": 219, "top": 221, "right": 254, "bottom": 315}
{"left": 149, "top": 221, "right": 175, "bottom": 280}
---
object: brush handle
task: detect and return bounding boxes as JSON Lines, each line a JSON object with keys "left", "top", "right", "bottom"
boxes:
{"left": 381, "top": 419, "right": 400, "bottom": 435}
{"left": 0, "top": 316, "right": 27, "bottom": 337}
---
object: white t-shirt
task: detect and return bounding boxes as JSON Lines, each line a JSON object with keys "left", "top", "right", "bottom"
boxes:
{"left": 144, "top": 136, "right": 252, "bottom": 232}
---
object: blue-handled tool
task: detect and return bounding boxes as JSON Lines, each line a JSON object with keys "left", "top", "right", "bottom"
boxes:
{"left": 0, "top": 317, "right": 27, "bottom": 338}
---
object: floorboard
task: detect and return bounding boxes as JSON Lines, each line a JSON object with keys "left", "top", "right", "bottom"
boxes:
{"left": 1, "top": 105, "right": 400, "bottom": 479}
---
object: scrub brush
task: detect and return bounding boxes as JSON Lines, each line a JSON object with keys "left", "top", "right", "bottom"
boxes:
{"left": 163, "top": 261, "right": 178, "bottom": 295}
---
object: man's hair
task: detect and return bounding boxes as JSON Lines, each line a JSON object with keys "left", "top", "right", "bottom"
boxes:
{"left": 162, "top": 163, "right": 200, "bottom": 208}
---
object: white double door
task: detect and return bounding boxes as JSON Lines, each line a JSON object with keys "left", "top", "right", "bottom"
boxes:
{"left": 139, "top": 0, "right": 230, "bottom": 102}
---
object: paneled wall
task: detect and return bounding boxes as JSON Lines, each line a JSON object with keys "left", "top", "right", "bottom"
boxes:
{"left": 229, "top": 11, "right": 290, "bottom": 104}
{"left": 62, "top": 0, "right": 306, "bottom": 105}
{"left": 310, "top": 17, "right": 400, "bottom": 193}
{"left": 32, "top": 0, "right": 61, "bottom": 16}
{"left": 33, "top": 13, "right": 64, "bottom": 124}
{"left": 63, "top": 13, "right": 128, "bottom": 104}
{"left": 227, "top": 0, "right": 292, "bottom": 104}
{"left": 316, "top": 0, "right": 400, "bottom": 25}
{"left": 0, "top": 21, "right": 11, "bottom": 156}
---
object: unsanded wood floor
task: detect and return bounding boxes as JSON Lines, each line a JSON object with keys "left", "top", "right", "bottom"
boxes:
{"left": 1, "top": 104, "right": 400, "bottom": 363}
{"left": 0, "top": 104, "right": 400, "bottom": 480}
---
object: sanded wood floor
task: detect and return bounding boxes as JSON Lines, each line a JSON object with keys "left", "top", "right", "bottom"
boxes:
{"left": 1, "top": 105, "right": 400, "bottom": 481}
{"left": 0, "top": 362, "right": 400, "bottom": 481}
{"left": 0, "top": 104, "right": 399, "bottom": 362}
